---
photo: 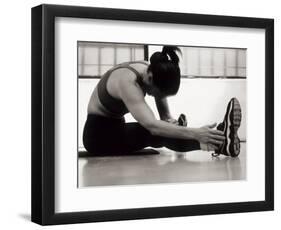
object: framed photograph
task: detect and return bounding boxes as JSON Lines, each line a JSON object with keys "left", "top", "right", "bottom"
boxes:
{"left": 31, "top": 4, "right": 274, "bottom": 225}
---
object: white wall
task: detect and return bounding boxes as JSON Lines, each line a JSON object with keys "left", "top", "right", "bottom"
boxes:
{"left": 79, "top": 79, "right": 246, "bottom": 149}
{"left": 1, "top": 0, "right": 279, "bottom": 229}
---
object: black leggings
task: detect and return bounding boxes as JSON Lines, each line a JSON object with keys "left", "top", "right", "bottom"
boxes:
{"left": 82, "top": 114, "right": 200, "bottom": 155}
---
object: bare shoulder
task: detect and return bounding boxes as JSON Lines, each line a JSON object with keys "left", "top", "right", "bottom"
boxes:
{"left": 118, "top": 71, "right": 145, "bottom": 101}
{"left": 117, "top": 69, "right": 142, "bottom": 90}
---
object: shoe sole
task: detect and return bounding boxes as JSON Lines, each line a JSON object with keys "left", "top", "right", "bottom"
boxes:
{"left": 225, "top": 98, "right": 242, "bottom": 157}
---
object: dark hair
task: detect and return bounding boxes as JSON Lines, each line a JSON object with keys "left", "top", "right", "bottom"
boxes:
{"left": 148, "top": 46, "right": 182, "bottom": 96}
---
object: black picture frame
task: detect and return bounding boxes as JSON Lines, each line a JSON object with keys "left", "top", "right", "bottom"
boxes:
{"left": 31, "top": 4, "right": 274, "bottom": 225}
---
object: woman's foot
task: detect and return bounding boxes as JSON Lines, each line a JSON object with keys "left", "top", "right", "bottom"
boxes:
{"left": 178, "top": 114, "right": 187, "bottom": 126}
{"left": 212, "top": 98, "right": 242, "bottom": 157}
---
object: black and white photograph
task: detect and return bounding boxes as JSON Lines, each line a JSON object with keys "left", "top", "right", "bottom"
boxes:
{"left": 30, "top": 3, "right": 274, "bottom": 225}
{"left": 78, "top": 42, "right": 246, "bottom": 187}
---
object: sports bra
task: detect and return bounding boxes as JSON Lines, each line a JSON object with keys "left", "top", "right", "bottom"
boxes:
{"left": 97, "top": 61, "right": 148, "bottom": 117}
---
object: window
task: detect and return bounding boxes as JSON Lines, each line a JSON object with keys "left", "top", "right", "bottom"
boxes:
{"left": 179, "top": 47, "right": 246, "bottom": 78}
{"left": 78, "top": 42, "right": 146, "bottom": 78}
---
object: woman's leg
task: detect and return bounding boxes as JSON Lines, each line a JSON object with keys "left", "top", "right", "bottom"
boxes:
{"left": 83, "top": 114, "right": 200, "bottom": 155}
{"left": 121, "top": 122, "right": 201, "bottom": 153}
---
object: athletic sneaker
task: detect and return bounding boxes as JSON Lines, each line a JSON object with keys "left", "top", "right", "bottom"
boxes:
{"left": 212, "top": 98, "right": 242, "bottom": 157}
{"left": 178, "top": 114, "right": 187, "bottom": 127}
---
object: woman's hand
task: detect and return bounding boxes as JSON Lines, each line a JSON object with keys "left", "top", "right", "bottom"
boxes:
{"left": 164, "top": 115, "right": 187, "bottom": 127}
{"left": 164, "top": 117, "right": 179, "bottom": 125}
{"left": 193, "top": 123, "right": 225, "bottom": 145}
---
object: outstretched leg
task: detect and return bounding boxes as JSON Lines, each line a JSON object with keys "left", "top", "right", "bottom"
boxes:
{"left": 120, "top": 122, "right": 201, "bottom": 153}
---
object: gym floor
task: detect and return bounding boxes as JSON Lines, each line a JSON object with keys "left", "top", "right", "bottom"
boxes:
{"left": 78, "top": 143, "right": 246, "bottom": 187}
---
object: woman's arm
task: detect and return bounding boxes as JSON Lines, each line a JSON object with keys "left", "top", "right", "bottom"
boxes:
{"left": 155, "top": 97, "right": 172, "bottom": 121}
{"left": 118, "top": 75, "right": 225, "bottom": 145}
{"left": 155, "top": 96, "right": 179, "bottom": 125}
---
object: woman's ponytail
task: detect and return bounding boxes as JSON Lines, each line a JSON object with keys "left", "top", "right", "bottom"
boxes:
{"left": 150, "top": 45, "right": 181, "bottom": 66}
{"left": 161, "top": 46, "right": 181, "bottom": 66}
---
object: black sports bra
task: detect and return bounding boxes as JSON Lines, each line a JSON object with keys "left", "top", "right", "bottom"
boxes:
{"left": 97, "top": 61, "right": 148, "bottom": 117}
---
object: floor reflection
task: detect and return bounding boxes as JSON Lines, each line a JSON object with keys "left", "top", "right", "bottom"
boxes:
{"left": 79, "top": 143, "right": 246, "bottom": 187}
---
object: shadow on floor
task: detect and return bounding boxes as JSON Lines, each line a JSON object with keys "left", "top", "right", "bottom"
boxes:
{"left": 18, "top": 213, "right": 31, "bottom": 222}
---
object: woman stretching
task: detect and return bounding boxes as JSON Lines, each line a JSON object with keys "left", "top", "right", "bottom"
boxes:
{"left": 83, "top": 46, "right": 242, "bottom": 157}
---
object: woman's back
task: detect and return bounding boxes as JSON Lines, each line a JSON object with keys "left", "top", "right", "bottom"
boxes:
{"left": 87, "top": 61, "right": 148, "bottom": 118}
